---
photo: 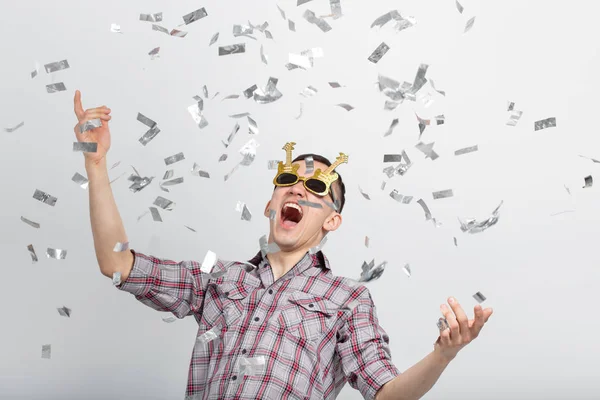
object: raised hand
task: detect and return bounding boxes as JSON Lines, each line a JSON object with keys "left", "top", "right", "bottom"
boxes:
{"left": 73, "top": 90, "right": 112, "bottom": 165}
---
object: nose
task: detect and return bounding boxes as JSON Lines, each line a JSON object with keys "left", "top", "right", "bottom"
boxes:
{"left": 288, "top": 181, "right": 305, "bottom": 198}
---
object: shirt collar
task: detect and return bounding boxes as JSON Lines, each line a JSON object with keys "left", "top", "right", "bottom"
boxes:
{"left": 248, "top": 248, "right": 331, "bottom": 273}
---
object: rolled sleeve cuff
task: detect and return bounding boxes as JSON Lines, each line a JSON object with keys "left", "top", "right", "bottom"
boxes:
{"left": 114, "top": 249, "right": 155, "bottom": 297}
{"left": 361, "top": 360, "right": 401, "bottom": 400}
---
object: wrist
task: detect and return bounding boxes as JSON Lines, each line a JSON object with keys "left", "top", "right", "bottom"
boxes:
{"left": 85, "top": 156, "right": 107, "bottom": 170}
{"left": 432, "top": 346, "right": 455, "bottom": 365}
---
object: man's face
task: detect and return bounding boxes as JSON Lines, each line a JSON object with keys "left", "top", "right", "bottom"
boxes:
{"left": 263, "top": 160, "right": 343, "bottom": 251}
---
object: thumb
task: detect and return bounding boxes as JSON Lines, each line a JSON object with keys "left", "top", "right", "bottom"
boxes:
{"left": 74, "top": 90, "right": 85, "bottom": 119}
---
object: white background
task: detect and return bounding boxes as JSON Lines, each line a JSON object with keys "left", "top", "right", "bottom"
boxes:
{"left": 1, "top": 0, "right": 599, "bottom": 399}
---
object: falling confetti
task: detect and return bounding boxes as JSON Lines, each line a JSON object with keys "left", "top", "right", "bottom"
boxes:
{"left": 336, "top": 103, "right": 354, "bottom": 111}
{"left": 534, "top": 117, "right": 557, "bottom": 131}
{"left": 464, "top": 16, "right": 476, "bottom": 33}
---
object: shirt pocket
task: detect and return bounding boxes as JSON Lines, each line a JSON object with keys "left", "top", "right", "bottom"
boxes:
{"left": 279, "top": 291, "right": 338, "bottom": 342}
{"left": 201, "top": 281, "right": 250, "bottom": 330}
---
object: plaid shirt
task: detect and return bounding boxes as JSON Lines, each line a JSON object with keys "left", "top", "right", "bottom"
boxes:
{"left": 116, "top": 248, "right": 400, "bottom": 399}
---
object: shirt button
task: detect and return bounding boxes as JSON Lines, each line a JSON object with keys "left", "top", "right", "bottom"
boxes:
{"left": 308, "top": 303, "right": 314, "bottom": 308}
{"left": 268, "top": 289, "right": 273, "bottom": 294}
{"left": 225, "top": 292, "right": 230, "bottom": 296}
{"left": 241, "top": 349, "right": 247, "bottom": 354}
{"left": 232, "top": 375, "right": 237, "bottom": 381}
{"left": 254, "top": 317, "right": 259, "bottom": 322}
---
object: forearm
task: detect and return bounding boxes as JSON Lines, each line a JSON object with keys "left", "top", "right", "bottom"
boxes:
{"left": 85, "top": 158, "right": 133, "bottom": 279}
{"left": 376, "top": 348, "right": 453, "bottom": 400}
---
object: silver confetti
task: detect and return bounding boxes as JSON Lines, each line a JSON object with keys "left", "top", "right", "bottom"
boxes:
{"left": 21, "top": 216, "right": 40, "bottom": 229}
{"left": 408, "top": 64, "right": 429, "bottom": 99}
{"left": 534, "top": 117, "right": 557, "bottom": 131}
{"left": 358, "top": 186, "right": 371, "bottom": 200}
{"left": 163, "top": 170, "right": 174, "bottom": 180}
{"left": 188, "top": 103, "right": 209, "bottom": 129}
{"left": 253, "top": 77, "right": 283, "bottom": 104}
{"left": 149, "top": 207, "right": 162, "bottom": 222}
{"left": 191, "top": 163, "right": 210, "bottom": 178}
{"left": 46, "top": 83, "right": 66, "bottom": 93}
{"left": 384, "top": 154, "right": 402, "bottom": 163}
{"left": 112, "top": 271, "right": 122, "bottom": 286}
{"left": 31, "top": 62, "right": 40, "bottom": 79}
{"left": 239, "top": 356, "right": 266, "bottom": 377}
{"left": 79, "top": 118, "right": 102, "bottom": 134}
{"left": 72, "top": 172, "right": 89, "bottom": 189}
{"left": 329, "top": 0, "right": 342, "bottom": 19}
{"left": 579, "top": 155, "right": 600, "bottom": 164}
{"left": 161, "top": 177, "right": 184, "bottom": 187}
{"left": 46, "top": 248, "right": 67, "bottom": 260}
{"left": 233, "top": 24, "right": 255, "bottom": 39}
{"left": 44, "top": 60, "right": 69, "bottom": 73}
{"left": 239, "top": 139, "right": 259, "bottom": 166}
{"left": 583, "top": 175, "right": 593, "bottom": 188}
{"left": 152, "top": 24, "right": 169, "bottom": 34}
{"left": 223, "top": 122, "right": 240, "bottom": 148}
{"left": 454, "top": 237, "right": 458, "bottom": 246}
{"left": 140, "top": 12, "right": 162, "bottom": 22}
{"left": 323, "top": 199, "right": 340, "bottom": 211}
{"left": 415, "top": 142, "right": 439, "bottom": 160}
{"left": 300, "top": 86, "right": 318, "bottom": 97}
{"left": 203, "top": 85, "right": 209, "bottom": 99}
{"left": 456, "top": 0, "right": 464, "bottom": 13}
{"left": 137, "top": 113, "right": 157, "bottom": 128}
{"left": 209, "top": 32, "right": 219, "bottom": 46}
{"left": 464, "top": 16, "right": 476, "bottom": 33}
{"left": 185, "top": 225, "right": 197, "bottom": 232}
{"left": 243, "top": 84, "right": 258, "bottom": 98}
{"left": 429, "top": 79, "right": 446, "bottom": 96}
{"left": 128, "top": 173, "right": 154, "bottom": 193}
{"left": 259, "top": 235, "right": 280, "bottom": 256}
{"left": 298, "top": 199, "right": 322, "bottom": 209}
{"left": 239, "top": 202, "right": 252, "bottom": 221}
{"left": 368, "top": 42, "right": 390, "bottom": 64}
{"left": 389, "top": 189, "right": 404, "bottom": 202}
{"left": 437, "top": 317, "right": 449, "bottom": 331}
{"left": 455, "top": 145, "right": 478, "bottom": 156}
{"left": 417, "top": 199, "right": 432, "bottom": 220}
{"left": 303, "top": 9, "right": 332, "bottom": 32}
{"left": 277, "top": 5, "right": 286, "bottom": 20}
{"left": 219, "top": 154, "right": 228, "bottom": 162}
{"left": 162, "top": 316, "right": 177, "bottom": 323}
{"left": 110, "top": 23, "right": 122, "bottom": 33}
{"left": 219, "top": 44, "right": 246, "bottom": 56}
{"left": 139, "top": 126, "right": 161, "bottom": 145}
{"left": 41, "top": 344, "right": 51, "bottom": 359}
{"left": 402, "top": 263, "right": 411, "bottom": 277}
{"left": 370, "top": 10, "right": 416, "bottom": 32}
{"left": 359, "top": 259, "right": 387, "bottom": 282}
{"left": 248, "top": 116, "right": 258, "bottom": 135}
{"left": 365, "top": 236, "right": 369, "bottom": 247}
{"left": 473, "top": 292, "right": 487, "bottom": 303}
{"left": 33, "top": 189, "right": 57, "bottom": 206}
{"left": 27, "top": 244, "right": 38, "bottom": 263}
{"left": 260, "top": 45, "right": 268, "bottom": 64}
{"left": 289, "top": 19, "right": 296, "bottom": 31}
{"left": 149, "top": 47, "right": 160, "bottom": 59}
{"left": 336, "top": 103, "right": 354, "bottom": 111}
{"left": 433, "top": 189, "right": 454, "bottom": 200}
{"left": 269, "top": 209, "right": 276, "bottom": 220}
{"left": 197, "top": 325, "right": 221, "bottom": 345}
{"left": 57, "top": 306, "right": 72, "bottom": 317}
{"left": 222, "top": 94, "right": 239, "bottom": 101}
{"left": 164, "top": 152, "right": 185, "bottom": 166}
{"left": 73, "top": 142, "right": 97, "bottom": 153}
{"left": 268, "top": 160, "right": 280, "bottom": 170}
{"left": 154, "top": 196, "right": 175, "bottom": 211}
{"left": 170, "top": 29, "right": 188, "bottom": 38}
{"left": 459, "top": 201, "right": 504, "bottom": 234}
{"left": 201, "top": 250, "right": 217, "bottom": 274}
{"left": 304, "top": 156, "right": 314, "bottom": 174}
{"left": 298, "top": 0, "right": 313, "bottom": 5}
{"left": 183, "top": 8, "right": 208, "bottom": 25}
{"left": 308, "top": 236, "right": 328, "bottom": 255}
{"left": 296, "top": 103, "right": 304, "bottom": 119}
{"left": 113, "top": 242, "right": 129, "bottom": 252}
{"left": 329, "top": 82, "right": 342, "bottom": 88}
{"left": 4, "top": 121, "right": 24, "bottom": 132}
{"left": 384, "top": 118, "right": 399, "bottom": 137}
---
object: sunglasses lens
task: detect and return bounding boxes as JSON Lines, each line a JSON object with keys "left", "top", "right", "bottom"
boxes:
{"left": 305, "top": 179, "right": 327, "bottom": 195}
{"left": 276, "top": 173, "right": 298, "bottom": 185}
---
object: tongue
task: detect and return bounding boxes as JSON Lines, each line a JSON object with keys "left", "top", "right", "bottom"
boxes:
{"left": 282, "top": 219, "right": 298, "bottom": 228}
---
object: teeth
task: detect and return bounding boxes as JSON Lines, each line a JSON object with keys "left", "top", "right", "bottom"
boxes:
{"left": 283, "top": 202, "right": 303, "bottom": 215}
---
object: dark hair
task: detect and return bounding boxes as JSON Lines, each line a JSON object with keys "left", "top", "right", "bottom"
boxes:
{"left": 291, "top": 153, "right": 347, "bottom": 214}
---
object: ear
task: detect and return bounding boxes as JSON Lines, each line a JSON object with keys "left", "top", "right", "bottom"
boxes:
{"left": 264, "top": 200, "right": 273, "bottom": 218}
{"left": 322, "top": 212, "right": 342, "bottom": 233}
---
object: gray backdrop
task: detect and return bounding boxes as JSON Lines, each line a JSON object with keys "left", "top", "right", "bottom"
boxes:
{"left": 1, "top": 0, "right": 599, "bottom": 399}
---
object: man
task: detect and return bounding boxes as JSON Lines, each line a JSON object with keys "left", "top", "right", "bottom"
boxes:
{"left": 73, "top": 90, "right": 493, "bottom": 400}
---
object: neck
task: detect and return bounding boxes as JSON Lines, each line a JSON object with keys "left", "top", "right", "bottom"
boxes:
{"left": 265, "top": 234, "right": 324, "bottom": 281}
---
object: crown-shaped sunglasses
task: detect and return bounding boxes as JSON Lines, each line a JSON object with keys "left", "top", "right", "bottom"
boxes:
{"left": 273, "top": 142, "right": 348, "bottom": 200}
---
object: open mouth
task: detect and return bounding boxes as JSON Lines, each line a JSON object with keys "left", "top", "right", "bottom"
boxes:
{"left": 280, "top": 202, "right": 303, "bottom": 229}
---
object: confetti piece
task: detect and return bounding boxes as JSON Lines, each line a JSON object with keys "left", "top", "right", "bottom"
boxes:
{"left": 170, "top": 29, "right": 188, "bottom": 38}
{"left": 46, "top": 248, "right": 67, "bottom": 259}
{"left": 4, "top": 121, "right": 24, "bottom": 132}
{"left": 27, "top": 244, "right": 38, "bottom": 263}
{"left": 154, "top": 196, "right": 175, "bottom": 211}
{"left": 148, "top": 47, "right": 160, "bottom": 59}
{"left": 46, "top": 83, "right": 66, "bottom": 93}
{"left": 415, "top": 141, "right": 439, "bottom": 160}
{"left": 402, "top": 263, "right": 411, "bottom": 277}
{"left": 336, "top": 103, "right": 354, "bottom": 111}
{"left": 383, "top": 154, "right": 402, "bottom": 163}
{"left": 277, "top": 5, "right": 286, "bottom": 20}
{"left": 73, "top": 142, "right": 97, "bottom": 153}
{"left": 113, "top": 242, "right": 129, "bottom": 252}
{"left": 534, "top": 117, "right": 556, "bottom": 131}
{"left": 298, "top": 199, "right": 323, "bottom": 209}
{"left": 152, "top": 24, "right": 169, "bottom": 34}
{"left": 197, "top": 326, "right": 221, "bottom": 345}
{"left": 72, "top": 172, "right": 89, "bottom": 189}
{"left": 164, "top": 152, "right": 185, "bottom": 166}
{"left": 239, "top": 138, "right": 260, "bottom": 166}
{"left": 459, "top": 201, "right": 503, "bottom": 234}
{"left": 583, "top": 175, "right": 593, "bottom": 188}
{"left": 417, "top": 199, "right": 433, "bottom": 220}
{"left": 223, "top": 122, "right": 240, "bottom": 148}
{"left": 328, "top": 82, "right": 342, "bottom": 88}
{"left": 182, "top": 8, "right": 208, "bottom": 25}
{"left": 209, "top": 32, "right": 219, "bottom": 46}
{"left": 304, "top": 155, "right": 314, "bottom": 174}
{"left": 456, "top": 0, "right": 464, "bottom": 13}
{"left": 371, "top": 10, "right": 416, "bottom": 32}
{"left": 506, "top": 102, "right": 523, "bottom": 126}
{"left": 41, "top": 345, "right": 51, "bottom": 359}
{"left": 455, "top": 145, "right": 478, "bottom": 156}
{"left": 201, "top": 250, "right": 217, "bottom": 274}
{"left": 473, "top": 292, "right": 487, "bottom": 303}
{"left": 230, "top": 112, "right": 251, "bottom": 118}
{"left": 162, "top": 316, "right": 177, "bottom": 323}
{"left": 309, "top": 236, "right": 328, "bottom": 255}
{"left": 233, "top": 24, "right": 255, "bottom": 39}
{"left": 259, "top": 235, "right": 280, "bottom": 256}
{"left": 579, "top": 155, "right": 600, "bottom": 163}
{"left": 384, "top": 118, "right": 399, "bottom": 137}
{"left": 203, "top": 85, "right": 209, "bottom": 98}
{"left": 219, "top": 154, "right": 228, "bottom": 162}
{"left": 187, "top": 103, "right": 208, "bottom": 129}
{"left": 464, "top": 16, "right": 476, "bottom": 33}
{"left": 33, "top": 189, "right": 57, "bottom": 206}
{"left": 137, "top": 112, "right": 157, "bottom": 128}
{"left": 254, "top": 77, "right": 283, "bottom": 104}
{"left": 236, "top": 202, "right": 252, "bottom": 221}
{"left": 44, "top": 60, "right": 69, "bottom": 73}
{"left": 110, "top": 23, "right": 122, "bottom": 33}
{"left": 328, "top": 0, "right": 342, "bottom": 19}
{"left": 112, "top": 272, "right": 122, "bottom": 285}
{"left": 289, "top": 19, "right": 296, "bottom": 31}
{"left": 437, "top": 318, "right": 449, "bottom": 331}
{"left": 260, "top": 44, "right": 268, "bottom": 64}
{"left": 433, "top": 189, "right": 454, "bottom": 199}
{"left": 303, "top": 9, "right": 332, "bottom": 32}
{"left": 358, "top": 259, "right": 386, "bottom": 282}
{"left": 454, "top": 237, "right": 458, "bottom": 246}
{"left": 139, "top": 126, "right": 161, "bottom": 145}
{"left": 21, "top": 216, "right": 40, "bottom": 229}
{"left": 365, "top": 236, "right": 369, "bottom": 247}
{"left": 149, "top": 207, "right": 162, "bottom": 222}
{"left": 429, "top": 79, "right": 446, "bottom": 96}
{"left": 248, "top": 116, "right": 259, "bottom": 135}
{"left": 368, "top": 42, "right": 390, "bottom": 63}
{"left": 300, "top": 85, "right": 318, "bottom": 97}
{"left": 57, "top": 306, "right": 72, "bottom": 317}
{"left": 140, "top": 12, "right": 163, "bottom": 22}
{"left": 295, "top": 103, "right": 304, "bottom": 119}
{"left": 219, "top": 43, "right": 246, "bottom": 55}
{"left": 31, "top": 61, "right": 40, "bottom": 78}
{"left": 222, "top": 94, "right": 239, "bottom": 101}
{"left": 358, "top": 186, "right": 371, "bottom": 200}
